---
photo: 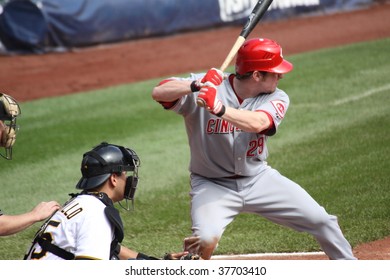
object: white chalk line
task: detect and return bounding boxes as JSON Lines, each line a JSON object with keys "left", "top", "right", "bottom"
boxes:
{"left": 211, "top": 251, "right": 326, "bottom": 260}
{"left": 332, "top": 83, "right": 390, "bottom": 106}
{"left": 292, "top": 83, "right": 390, "bottom": 108}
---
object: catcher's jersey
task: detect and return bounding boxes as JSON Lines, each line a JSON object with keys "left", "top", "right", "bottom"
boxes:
{"left": 24, "top": 195, "right": 114, "bottom": 260}
{"left": 169, "top": 73, "right": 289, "bottom": 178}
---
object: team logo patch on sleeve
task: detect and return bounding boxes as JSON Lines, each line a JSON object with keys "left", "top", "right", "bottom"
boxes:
{"left": 271, "top": 100, "right": 286, "bottom": 119}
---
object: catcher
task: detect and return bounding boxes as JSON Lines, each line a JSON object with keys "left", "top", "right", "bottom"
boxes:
{"left": 0, "top": 92, "right": 21, "bottom": 160}
{"left": 24, "top": 142, "right": 200, "bottom": 260}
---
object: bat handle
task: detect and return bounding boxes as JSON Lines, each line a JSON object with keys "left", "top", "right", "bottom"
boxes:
{"left": 196, "top": 36, "right": 246, "bottom": 107}
{"left": 220, "top": 36, "right": 246, "bottom": 72}
{"left": 196, "top": 97, "right": 207, "bottom": 107}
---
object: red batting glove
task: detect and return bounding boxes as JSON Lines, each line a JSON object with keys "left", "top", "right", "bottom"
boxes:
{"left": 200, "top": 68, "right": 224, "bottom": 86}
{"left": 197, "top": 86, "right": 225, "bottom": 117}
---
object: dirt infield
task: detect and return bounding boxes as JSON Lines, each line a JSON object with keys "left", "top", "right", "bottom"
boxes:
{"left": 0, "top": 3, "right": 389, "bottom": 259}
{"left": 212, "top": 236, "right": 390, "bottom": 260}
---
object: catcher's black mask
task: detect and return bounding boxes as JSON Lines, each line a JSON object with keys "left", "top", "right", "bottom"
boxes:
{"left": 76, "top": 142, "right": 140, "bottom": 210}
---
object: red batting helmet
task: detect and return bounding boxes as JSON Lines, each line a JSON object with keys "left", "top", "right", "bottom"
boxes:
{"left": 235, "top": 38, "right": 293, "bottom": 75}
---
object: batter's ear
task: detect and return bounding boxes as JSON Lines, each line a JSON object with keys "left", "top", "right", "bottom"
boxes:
{"left": 253, "top": 71, "right": 265, "bottom": 81}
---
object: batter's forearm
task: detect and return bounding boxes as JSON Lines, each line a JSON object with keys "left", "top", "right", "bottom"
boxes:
{"left": 152, "top": 80, "right": 193, "bottom": 102}
{"left": 221, "top": 107, "right": 271, "bottom": 133}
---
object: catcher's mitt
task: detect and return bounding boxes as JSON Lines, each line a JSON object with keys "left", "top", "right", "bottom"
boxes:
{"left": 180, "top": 253, "right": 201, "bottom": 260}
{"left": 163, "top": 252, "right": 201, "bottom": 260}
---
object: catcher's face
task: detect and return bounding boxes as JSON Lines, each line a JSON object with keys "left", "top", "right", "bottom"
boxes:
{"left": 111, "top": 171, "right": 128, "bottom": 202}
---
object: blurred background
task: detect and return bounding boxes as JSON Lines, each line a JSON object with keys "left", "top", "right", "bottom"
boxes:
{"left": 0, "top": 0, "right": 376, "bottom": 54}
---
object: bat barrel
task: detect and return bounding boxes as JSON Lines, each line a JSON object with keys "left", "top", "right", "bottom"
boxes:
{"left": 240, "top": 0, "right": 274, "bottom": 38}
{"left": 196, "top": 0, "right": 274, "bottom": 108}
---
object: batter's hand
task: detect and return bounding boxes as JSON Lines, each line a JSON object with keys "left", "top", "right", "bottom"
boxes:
{"left": 201, "top": 68, "right": 224, "bottom": 86}
{"left": 197, "top": 86, "right": 225, "bottom": 116}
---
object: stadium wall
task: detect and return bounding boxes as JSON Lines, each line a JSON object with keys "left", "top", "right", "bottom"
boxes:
{"left": 0, "top": 0, "right": 373, "bottom": 54}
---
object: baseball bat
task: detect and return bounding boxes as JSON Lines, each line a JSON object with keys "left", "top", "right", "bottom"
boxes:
{"left": 197, "top": 0, "right": 274, "bottom": 107}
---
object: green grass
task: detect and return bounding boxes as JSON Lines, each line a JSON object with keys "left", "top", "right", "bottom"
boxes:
{"left": 0, "top": 38, "right": 389, "bottom": 259}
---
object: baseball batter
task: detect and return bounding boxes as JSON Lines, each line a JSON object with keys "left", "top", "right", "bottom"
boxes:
{"left": 152, "top": 38, "right": 356, "bottom": 260}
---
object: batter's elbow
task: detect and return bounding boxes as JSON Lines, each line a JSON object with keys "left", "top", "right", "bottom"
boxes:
{"left": 152, "top": 78, "right": 176, "bottom": 101}
{"left": 151, "top": 87, "right": 161, "bottom": 101}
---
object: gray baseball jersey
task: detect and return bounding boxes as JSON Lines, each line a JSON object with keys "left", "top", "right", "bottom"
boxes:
{"left": 171, "top": 73, "right": 288, "bottom": 178}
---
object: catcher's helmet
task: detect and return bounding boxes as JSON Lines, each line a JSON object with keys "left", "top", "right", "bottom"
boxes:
{"left": 235, "top": 38, "right": 293, "bottom": 75}
{"left": 0, "top": 93, "right": 21, "bottom": 160}
{"left": 76, "top": 142, "right": 140, "bottom": 203}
